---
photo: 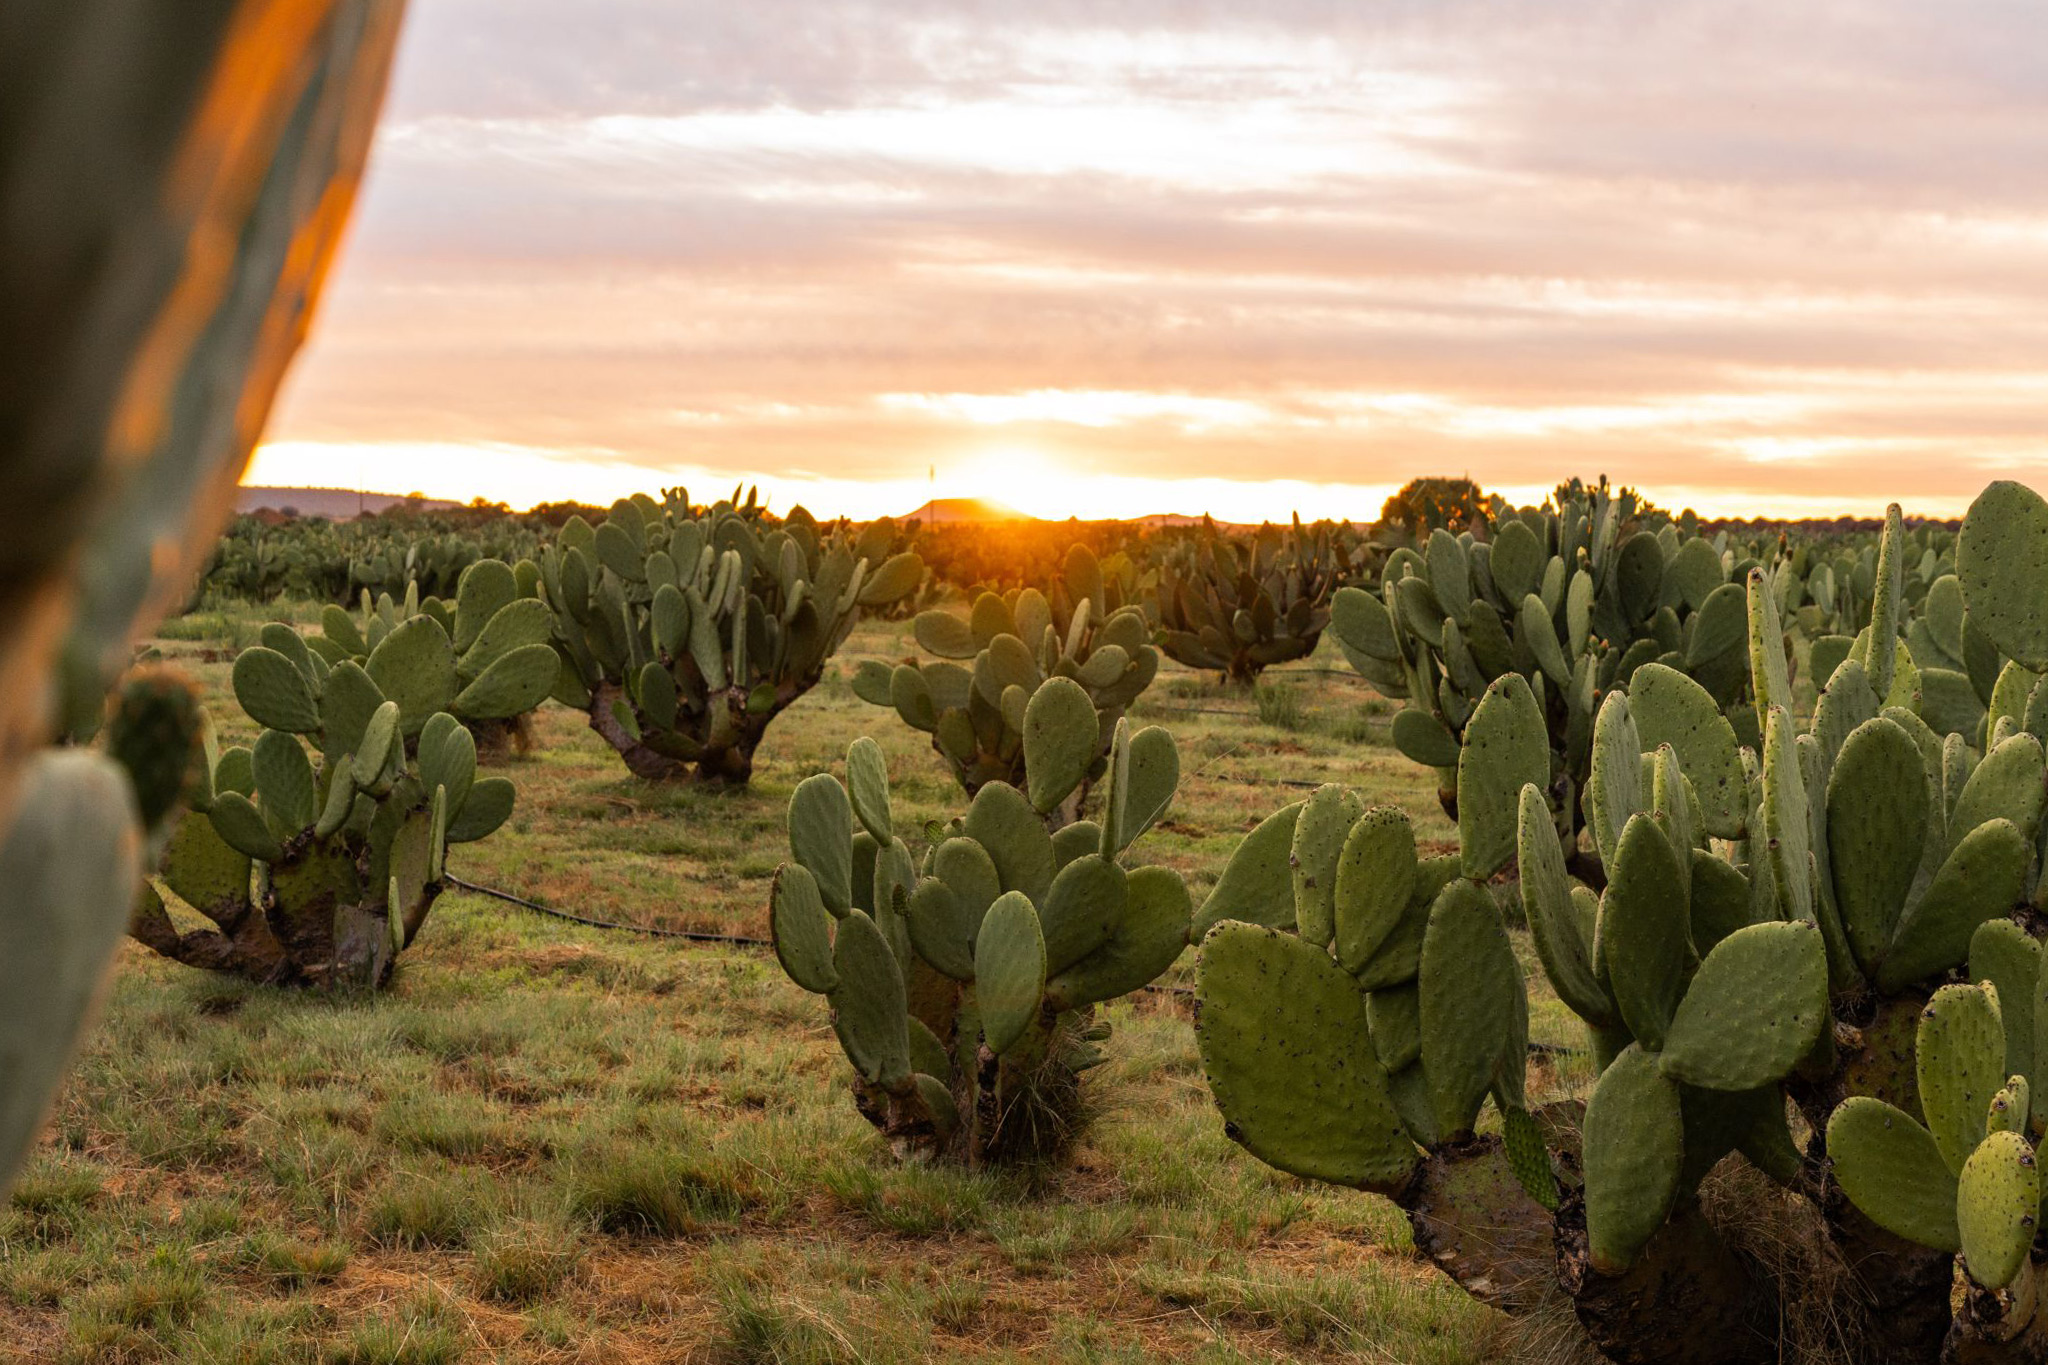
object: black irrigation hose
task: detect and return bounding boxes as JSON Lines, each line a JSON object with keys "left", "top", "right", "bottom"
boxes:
{"left": 445, "top": 874, "right": 1584, "bottom": 1052}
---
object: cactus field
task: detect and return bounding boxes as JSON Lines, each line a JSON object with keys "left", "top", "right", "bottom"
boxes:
{"left": 3, "top": 611, "right": 1529, "bottom": 1364}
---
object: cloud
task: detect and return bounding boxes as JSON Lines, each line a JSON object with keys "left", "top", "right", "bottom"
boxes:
{"left": 261, "top": 0, "right": 2048, "bottom": 515}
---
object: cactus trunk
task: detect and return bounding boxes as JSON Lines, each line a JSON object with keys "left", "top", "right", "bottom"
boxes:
{"left": 1555, "top": 1196, "right": 1780, "bottom": 1365}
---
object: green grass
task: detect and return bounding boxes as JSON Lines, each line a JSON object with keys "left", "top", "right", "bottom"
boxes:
{"left": 0, "top": 617, "right": 1568, "bottom": 1362}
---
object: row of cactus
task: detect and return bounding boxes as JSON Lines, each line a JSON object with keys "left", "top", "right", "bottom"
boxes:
{"left": 536, "top": 491, "right": 921, "bottom": 785}
{"left": 1173, "top": 483, "right": 2048, "bottom": 1364}
{"left": 771, "top": 713, "right": 1190, "bottom": 1165}
{"left": 851, "top": 545, "right": 1160, "bottom": 825}
{"left": 129, "top": 618, "right": 519, "bottom": 987}
{"left": 1152, "top": 515, "right": 1365, "bottom": 682}
{"left": 204, "top": 513, "right": 549, "bottom": 604}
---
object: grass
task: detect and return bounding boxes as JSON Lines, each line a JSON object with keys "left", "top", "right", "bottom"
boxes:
{"left": 0, "top": 615, "right": 1578, "bottom": 1363}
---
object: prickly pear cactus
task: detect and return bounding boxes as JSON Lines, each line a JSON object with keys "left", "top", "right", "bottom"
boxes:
{"left": 772, "top": 722, "right": 1191, "bottom": 1165}
{"left": 1153, "top": 515, "right": 1361, "bottom": 682}
{"left": 853, "top": 544, "right": 1159, "bottom": 824}
{"left": 129, "top": 629, "right": 515, "bottom": 988}
{"left": 539, "top": 489, "right": 921, "bottom": 785}
{"left": 1330, "top": 476, "right": 1751, "bottom": 850}
{"left": 311, "top": 559, "right": 559, "bottom": 757}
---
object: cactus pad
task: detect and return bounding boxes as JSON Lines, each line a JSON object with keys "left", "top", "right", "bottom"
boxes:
{"left": 826, "top": 909, "right": 911, "bottom": 1088}
{"left": 1957, "top": 1129, "right": 2039, "bottom": 1290}
{"left": 1957, "top": 480, "right": 2048, "bottom": 670}
{"left": 1582, "top": 1044, "right": 1685, "bottom": 1274}
{"left": 1825, "top": 1097, "right": 1960, "bottom": 1251}
{"left": 1291, "top": 785, "right": 1363, "bottom": 949}
{"left": 1191, "top": 801, "right": 1304, "bottom": 937}
{"left": 1193, "top": 922, "right": 1417, "bottom": 1191}
{"left": 1627, "top": 663, "right": 1746, "bottom": 839}
{"left": 1599, "top": 815, "right": 1688, "bottom": 1050}
{"left": 770, "top": 864, "right": 838, "bottom": 993}
{"left": 1332, "top": 805, "right": 1419, "bottom": 979}
{"left": 787, "top": 773, "right": 854, "bottom": 914}
{"left": 1022, "top": 676, "right": 1099, "bottom": 814}
{"left": 1658, "top": 921, "right": 1827, "bottom": 1091}
{"left": 1418, "top": 879, "right": 1524, "bottom": 1139}
{"left": 1457, "top": 674, "right": 1549, "bottom": 880}
{"left": 1919, "top": 983, "right": 2007, "bottom": 1176}
{"left": 975, "top": 890, "right": 1047, "bottom": 1056}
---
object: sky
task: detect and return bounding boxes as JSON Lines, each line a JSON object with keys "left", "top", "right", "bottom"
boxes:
{"left": 249, "top": 1, "right": 2048, "bottom": 521}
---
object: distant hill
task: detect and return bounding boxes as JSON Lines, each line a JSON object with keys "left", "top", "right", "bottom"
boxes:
{"left": 899, "top": 497, "right": 1032, "bottom": 524}
{"left": 236, "top": 486, "right": 461, "bottom": 518}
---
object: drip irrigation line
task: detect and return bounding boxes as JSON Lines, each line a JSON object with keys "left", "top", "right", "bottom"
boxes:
{"left": 444, "top": 874, "right": 1582, "bottom": 1054}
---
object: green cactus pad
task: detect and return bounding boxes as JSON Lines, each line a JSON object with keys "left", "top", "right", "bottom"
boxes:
{"left": 1292, "top": 785, "right": 1363, "bottom": 950}
{"left": 826, "top": 908, "right": 911, "bottom": 1088}
{"left": 1022, "top": 676, "right": 1098, "bottom": 814}
{"left": 1988, "top": 1078, "right": 2030, "bottom": 1137}
{"left": 903, "top": 878, "right": 973, "bottom": 981}
{"left": 963, "top": 782, "right": 1056, "bottom": 903}
{"left": 907, "top": 1018, "right": 952, "bottom": 1085}
{"left": 1827, "top": 717, "right": 1929, "bottom": 968}
{"left": 1390, "top": 707, "right": 1461, "bottom": 769}
{"left": 1038, "top": 854, "right": 1126, "bottom": 975}
{"left": 458, "top": 597, "right": 553, "bottom": 675}
{"left": 1052, "top": 820, "right": 1102, "bottom": 871}
{"left": 1760, "top": 707, "right": 1814, "bottom": 926}
{"left": 1457, "top": 674, "right": 1549, "bottom": 880}
{"left": 1658, "top": 922, "right": 1826, "bottom": 1091}
{"left": 1503, "top": 1105, "right": 1560, "bottom": 1212}
{"left": 161, "top": 809, "right": 251, "bottom": 921}
{"left": 232, "top": 647, "right": 320, "bottom": 734}
{"left": 1517, "top": 784, "right": 1609, "bottom": 1025}
{"left": 1332, "top": 806, "right": 1419, "bottom": 979}
{"left": 974, "top": 891, "right": 1047, "bottom": 1057}
{"left": 364, "top": 616, "right": 459, "bottom": 737}
{"left": 0, "top": 755, "right": 145, "bottom": 1195}
{"left": 451, "top": 642, "right": 558, "bottom": 720}
{"left": 1950, "top": 732, "right": 2047, "bottom": 848}
{"left": 1746, "top": 568, "right": 1793, "bottom": 720}
{"left": 1958, "top": 1129, "right": 2040, "bottom": 1290}
{"left": 349, "top": 700, "right": 403, "bottom": 794}
{"left": 1628, "top": 663, "right": 1746, "bottom": 839}
{"left": 1599, "top": 815, "right": 1687, "bottom": 1050}
{"left": 208, "top": 791, "right": 283, "bottom": 864}
{"left": 1117, "top": 725, "right": 1180, "bottom": 852}
{"left": 1826, "top": 1097, "right": 1960, "bottom": 1251}
{"left": 1331, "top": 586, "right": 1399, "bottom": 661}
{"left": 1191, "top": 801, "right": 1304, "bottom": 937}
{"left": 1193, "top": 921, "right": 1417, "bottom": 1191}
{"left": 787, "top": 774, "right": 854, "bottom": 915}
{"left": 417, "top": 715, "right": 477, "bottom": 820}
{"left": 1970, "top": 919, "right": 2039, "bottom": 1084}
{"left": 1877, "top": 818, "right": 2032, "bottom": 993}
{"left": 1958, "top": 480, "right": 2048, "bottom": 670}
{"left": 1519, "top": 594, "right": 1570, "bottom": 687}
{"left": 844, "top": 737, "right": 892, "bottom": 844}
{"left": 932, "top": 838, "right": 1001, "bottom": 924}
{"left": 1046, "top": 866, "right": 1192, "bottom": 1010}
{"left": 1687, "top": 850, "right": 1752, "bottom": 957}
{"left": 1365, "top": 982, "right": 1421, "bottom": 1073}
{"left": 446, "top": 777, "right": 515, "bottom": 844}
{"left": 1920, "top": 983, "right": 2007, "bottom": 1176}
{"left": 1418, "top": 879, "right": 1523, "bottom": 1139}
{"left": 317, "top": 661, "right": 385, "bottom": 768}
{"left": 252, "top": 730, "right": 316, "bottom": 837}
{"left": 771, "top": 864, "right": 839, "bottom": 993}
{"left": 1586, "top": 691, "right": 1642, "bottom": 871}
{"left": 1582, "top": 1044, "right": 1685, "bottom": 1274}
